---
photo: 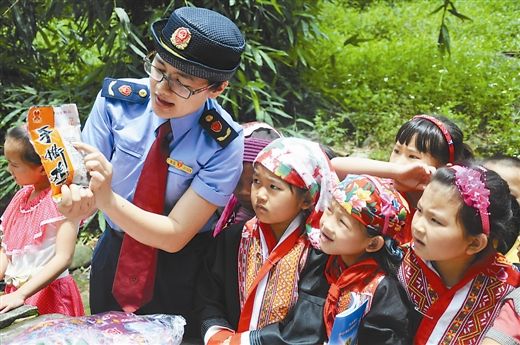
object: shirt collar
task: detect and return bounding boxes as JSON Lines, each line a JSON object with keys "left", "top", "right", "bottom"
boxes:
{"left": 153, "top": 99, "right": 212, "bottom": 139}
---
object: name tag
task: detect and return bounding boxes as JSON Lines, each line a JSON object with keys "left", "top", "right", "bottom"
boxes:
{"left": 166, "top": 157, "right": 193, "bottom": 174}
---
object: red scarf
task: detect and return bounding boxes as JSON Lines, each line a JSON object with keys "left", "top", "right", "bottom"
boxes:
{"left": 237, "top": 218, "right": 309, "bottom": 332}
{"left": 399, "top": 249, "right": 520, "bottom": 344}
{"left": 323, "top": 256, "right": 385, "bottom": 337}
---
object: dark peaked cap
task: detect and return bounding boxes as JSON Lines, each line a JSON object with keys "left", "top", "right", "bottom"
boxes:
{"left": 151, "top": 7, "right": 246, "bottom": 82}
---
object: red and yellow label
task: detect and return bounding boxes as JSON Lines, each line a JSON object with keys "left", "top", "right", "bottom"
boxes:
{"left": 166, "top": 157, "right": 193, "bottom": 174}
{"left": 27, "top": 106, "right": 75, "bottom": 200}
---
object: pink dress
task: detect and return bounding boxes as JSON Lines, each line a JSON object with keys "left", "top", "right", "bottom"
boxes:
{"left": 1, "top": 186, "right": 84, "bottom": 316}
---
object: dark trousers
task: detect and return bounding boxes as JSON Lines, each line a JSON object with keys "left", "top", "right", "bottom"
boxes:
{"left": 89, "top": 226, "right": 212, "bottom": 339}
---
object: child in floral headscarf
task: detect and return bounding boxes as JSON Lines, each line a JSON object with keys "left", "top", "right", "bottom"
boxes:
{"left": 198, "top": 137, "right": 337, "bottom": 345}
{"left": 320, "top": 175, "right": 414, "bottom": 345}
{"left": 213, "top": 122, "right": 281, "bottom": 237}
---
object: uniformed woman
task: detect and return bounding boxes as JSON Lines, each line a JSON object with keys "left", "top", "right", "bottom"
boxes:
{"left": 59, "top": 7, "right": 245, "bottom": 339}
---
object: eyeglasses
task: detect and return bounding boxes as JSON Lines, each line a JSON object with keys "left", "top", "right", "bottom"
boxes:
{"left": 143, "top": 58, "right": 215, "bottom": 99}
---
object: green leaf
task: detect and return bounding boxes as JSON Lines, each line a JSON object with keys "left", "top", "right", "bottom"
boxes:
{"left": 129, "top": 43, "right": 146, "bottom": 59}
{"left": 258, "top": 50, "right": 277, "bottom": 73}
{"left": 268, "top": 107, "right": 292, "bottom": 119}
{"left": 437, "top": 23, "right": 451, "bottom": 56}
{"left": 296, "top": 118, "right": 314, "bottom": 127}
{"left": 98, "top": 211, "right": 106, "bottom": 232}
{"left": 287, "top": 27, "right": 294, "bottom": 46}
{"left": 253, "top": 49, "right": 263, "bottom": 67}
{"left": 429, "top": 4, "right": 445, "bottom": 15}
{"left": 343, "top": 34, "right": 372, "bottom": 47}
{"left": 447, "top": 8, "right": 472, "bottom": 21}
{"left": 114, "top": 7, "right": 130, "bottom": 28}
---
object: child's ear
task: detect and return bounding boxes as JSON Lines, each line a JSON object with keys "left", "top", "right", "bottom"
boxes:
{"left": 465, "top": 234, "right": 488, "bottom": 255}
{"left": 38, "top": 165, "right": 46, "bottom": 176}
{"left": 366, "top": 236, "right": 384, "bottom": 253}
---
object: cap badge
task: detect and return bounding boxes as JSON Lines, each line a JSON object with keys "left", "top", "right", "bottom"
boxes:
{"left": 171, "top": 27, "right": 191, "bottom": 50}
{"left": 118, "top": 85, "right": 132, "bottom": 97}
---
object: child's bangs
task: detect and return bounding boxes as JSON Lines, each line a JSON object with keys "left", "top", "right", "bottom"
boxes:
{"left": 396, "top": 121, "right": 448, "bottom": 163}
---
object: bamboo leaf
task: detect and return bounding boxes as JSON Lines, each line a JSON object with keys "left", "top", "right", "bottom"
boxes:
{"left": 98, "top": 211, "right": 106, "bottom": 232}
{"left": 296, "top": 118, "right": 314, "bottom": 127}
{"left": 437, "top": 23, "right": 451, "bottom": 56}
{"left": 258, "top": 50, "right": 276, "bottom": 73}
{"left": 448, "top": 8, "right": 472, "bottom": 21}
{"left": 429, "top": 4, "right": 445, "bottom": 15}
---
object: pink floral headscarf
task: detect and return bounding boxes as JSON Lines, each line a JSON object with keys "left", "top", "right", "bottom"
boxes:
{"left": 255, "top": 137, "right": 338, "bottom": 247}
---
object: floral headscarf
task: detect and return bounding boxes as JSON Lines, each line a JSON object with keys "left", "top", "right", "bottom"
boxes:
{"left": 333, "top": 174, "right": 409, "bottom": 244}
{"left": 254, "top": 137, "right": 338, "bottom": 247}
{"left": 213, "top": 122, "right": 281, "bottom": 237}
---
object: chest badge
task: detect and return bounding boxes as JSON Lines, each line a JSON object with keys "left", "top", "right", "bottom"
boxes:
{"left": 166, "top": 157, "right": 193, "bottom": 174}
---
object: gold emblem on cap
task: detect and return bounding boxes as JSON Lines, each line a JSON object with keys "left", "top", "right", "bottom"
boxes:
{"left": 138, "top": 89, "right": 148, "bottom": 98}
{"left": 171, "top": 27, "right": 191, "bottom": 50}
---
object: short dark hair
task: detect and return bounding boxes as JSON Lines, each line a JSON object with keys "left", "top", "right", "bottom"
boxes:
{"left": 395, "top": 115, "right": 473, "bottom": 165}
{"left": 6, "top": 126, "right": 42, "bottom": 166}
{"left": 365, "top": 228, "right": 403, "bottom": 277}
{"left": 320, "top": 144, "right": 339, "bottom": 160}
{"left": 483, "top": 154, "right": 520, "bottom": 168}
{"left": 432, "top": 164, "right": 518, "bottom": 254}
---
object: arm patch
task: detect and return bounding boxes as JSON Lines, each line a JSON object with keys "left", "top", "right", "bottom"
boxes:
{"left": 199, "top": 108, "right": 238, "bottom": 148}
{"left": 101, "top": 78, "right": 149, "bottom": 103}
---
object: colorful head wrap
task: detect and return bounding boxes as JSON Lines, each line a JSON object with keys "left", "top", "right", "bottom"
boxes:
{"left": 254, "top": 137, "right": 338, "bottom": 248}
{"left": 212, "top": 122, "right": 281, "bottom": 237}
{"left": 451, "top": 165, "right": 491, "bottom": 235}
{"left": 332, "top": 175, "right": 409, "bottom": 244}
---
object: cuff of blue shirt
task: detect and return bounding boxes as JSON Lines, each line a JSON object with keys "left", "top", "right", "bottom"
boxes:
{"left": 191, "top": 177, "right": 232, "bottom": 207}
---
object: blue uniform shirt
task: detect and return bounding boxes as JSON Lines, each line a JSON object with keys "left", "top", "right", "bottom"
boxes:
{"left": 82, "top": 77, "right": 244, "bottom": 233}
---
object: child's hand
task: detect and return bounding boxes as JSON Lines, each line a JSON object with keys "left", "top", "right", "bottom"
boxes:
{"left": 393, "top": 163, "right": 436, "bottom": 192}
{"left": 0, "top": 291, "right": 25, "bottom": 313}
{"left": 73, "top": 142, "right": 115, "bottom": 210}
{"left": 208, "top": 329, "right": 235, "bottom": 345}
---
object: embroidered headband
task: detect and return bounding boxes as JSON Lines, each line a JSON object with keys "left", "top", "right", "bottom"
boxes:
{"left": 451, "top": 165, "right": 491, "bottom": 235}
{"left": 414, "top": 115, "right": 455, "bottom": 163}
{"left": 332, "top": 174, "right": 409, "bottom": 244}
{"left": 254, "top": 137, "right": 338, "bottom": 248}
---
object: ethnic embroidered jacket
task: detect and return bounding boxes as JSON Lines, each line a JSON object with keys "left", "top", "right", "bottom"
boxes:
{"left": 197, "top": 220, "right": 329, "bottom": 345}
{"left": 398, "top": 248, "right": 520, "bottom": 345}
{"left": 323, "top": 256, "right": 415, "bottom": 345}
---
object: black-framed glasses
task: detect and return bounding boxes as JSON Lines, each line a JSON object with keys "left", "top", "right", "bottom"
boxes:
{"left": 143, "top": 58, "right": 215, "bottom": 99}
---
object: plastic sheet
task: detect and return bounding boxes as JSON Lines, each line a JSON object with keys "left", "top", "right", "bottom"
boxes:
{"left": 4, "top": 311, "right": 186, "bottom": 345}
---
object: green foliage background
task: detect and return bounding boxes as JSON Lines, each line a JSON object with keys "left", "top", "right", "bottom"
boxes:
{"left": 1, "top": 0, "right": 519, "bottom": 206}
{"left": 304, "top": 0, "right": 519, "bottom": 159}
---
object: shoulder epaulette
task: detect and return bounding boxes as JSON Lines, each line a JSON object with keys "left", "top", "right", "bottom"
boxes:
{"left": 199, "top": 108, "right": 238, "bottom": 148}
{"left": 101, "top": 78, "right": 149, "bottom": 103}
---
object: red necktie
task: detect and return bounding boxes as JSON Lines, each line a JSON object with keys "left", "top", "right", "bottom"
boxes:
{"left": 112, "top": 121, "right": 171, "bottom": 312}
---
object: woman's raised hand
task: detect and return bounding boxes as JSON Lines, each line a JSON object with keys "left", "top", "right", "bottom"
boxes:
{"left": 57, "top": 143, "right": 115, "bottom": 220}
